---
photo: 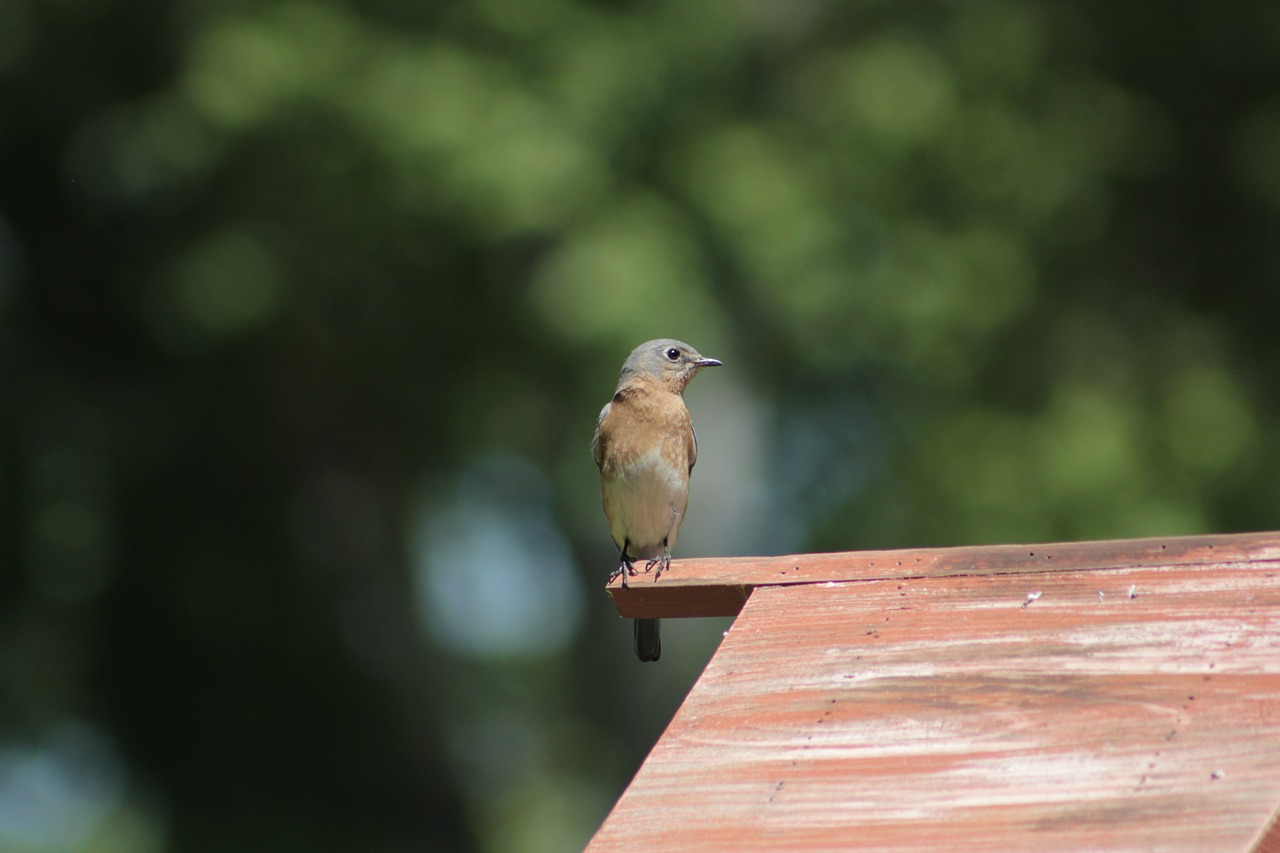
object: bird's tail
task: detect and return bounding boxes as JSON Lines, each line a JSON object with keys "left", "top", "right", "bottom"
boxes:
{"left": 633, "top": 618, "right": 661, "bottom": 662}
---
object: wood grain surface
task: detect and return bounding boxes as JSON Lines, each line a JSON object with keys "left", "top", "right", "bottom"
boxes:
{"left": 591, "top": 532, "right": 1280, "bottom": 851}
{"left": 605, "top": 530, "right": 1280, "bottom": 618}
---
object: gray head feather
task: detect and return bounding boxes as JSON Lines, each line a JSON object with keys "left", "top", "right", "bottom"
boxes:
{"left": 616, "top": 339, "right": 722, "bottom": 393}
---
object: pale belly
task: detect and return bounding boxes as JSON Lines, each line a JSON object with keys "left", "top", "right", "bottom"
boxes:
{"left": 602, "top": 449, "right": 689, "bottom": 558}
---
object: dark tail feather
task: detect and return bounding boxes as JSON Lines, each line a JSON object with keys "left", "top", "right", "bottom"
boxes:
{"left": 633, "top": 618, "right": 661, "bottom": 662}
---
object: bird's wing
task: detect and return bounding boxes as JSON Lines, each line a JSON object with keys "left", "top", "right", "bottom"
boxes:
{"left": 591, "top": 401, "right": 611, "bottom": 470}
{"left": 687, "top": 418, "right": 698, "bottom": 473}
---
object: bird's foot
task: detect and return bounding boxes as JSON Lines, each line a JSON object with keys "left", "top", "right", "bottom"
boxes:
{"left": 644, "top": 553, "right": 671, "bottom": 581}
{"left": 609, "top": 559, "right": 637, "bottom": 588}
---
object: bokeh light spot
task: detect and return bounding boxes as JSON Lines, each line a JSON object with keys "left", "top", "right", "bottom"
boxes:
{"left": 411, "top": 457, "right": 583, "bottom": 659}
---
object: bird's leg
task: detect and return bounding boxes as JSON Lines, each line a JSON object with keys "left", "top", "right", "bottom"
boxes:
{"left": 608, "top": 560, "right": 634, "bottom": 588}
{"left": 609, "top": 542, "right": 638, "bottom": 588}
{"left": 645, "top": 538, "right": 671, "bottom": 581}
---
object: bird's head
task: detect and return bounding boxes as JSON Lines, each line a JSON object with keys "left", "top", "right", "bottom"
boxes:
{"left": 618, "top": 339, "right": 722, "bottom": 393}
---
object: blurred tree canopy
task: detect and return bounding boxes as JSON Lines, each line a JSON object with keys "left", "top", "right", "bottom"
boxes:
{"left": 3, "top": 0, "right": 1280, "bottom": 850}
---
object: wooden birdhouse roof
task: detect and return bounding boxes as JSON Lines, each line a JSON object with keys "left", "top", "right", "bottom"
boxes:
{"left": 589, "top": 531, "right": 1280, "bottom": 851}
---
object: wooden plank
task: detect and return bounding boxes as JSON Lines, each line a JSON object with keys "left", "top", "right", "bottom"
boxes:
{"left": 607, "top": 530, "right": 1280, "bottom": 619}
{"left": 1255, "top": 805, "right": 1280, "bottom": 853}
{"left": 589, "top": 559, "right": 1280, "bottom": 851}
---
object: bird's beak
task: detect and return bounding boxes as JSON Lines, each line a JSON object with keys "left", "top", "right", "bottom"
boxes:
{"left": 695, "top": 357, "right": 723, "bottom": 368}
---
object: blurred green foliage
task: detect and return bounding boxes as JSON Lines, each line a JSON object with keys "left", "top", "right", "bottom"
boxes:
{"left": 3, "top": 0, "right": 1280, "bottom": 850}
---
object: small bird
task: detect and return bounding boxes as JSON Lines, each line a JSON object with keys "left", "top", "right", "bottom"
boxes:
{"left": 592, "top": 339, "right": 722, "bottom": 662}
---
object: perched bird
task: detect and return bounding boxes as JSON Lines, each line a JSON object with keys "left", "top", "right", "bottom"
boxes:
{"left": 592, "top": 339, "right": 722, "bottom": 662}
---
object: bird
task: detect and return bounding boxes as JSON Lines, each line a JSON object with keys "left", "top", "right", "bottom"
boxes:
{"left": 592, "top": 338, "right": 722, "bottom": 662}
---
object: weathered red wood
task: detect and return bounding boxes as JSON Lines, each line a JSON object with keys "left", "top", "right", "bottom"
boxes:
{"left": 606, "top": 530, "right": 1280, "bottom": 618}
{"left": 591, "top": 541, "right": 1280, "bottom": 851}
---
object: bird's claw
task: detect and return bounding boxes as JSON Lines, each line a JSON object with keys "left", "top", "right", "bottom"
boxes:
{"left": 644, "top": 554, "right": 670, "bottom": 581}
{"left": 609, "top": 560, "right": 638, "bottom": 588}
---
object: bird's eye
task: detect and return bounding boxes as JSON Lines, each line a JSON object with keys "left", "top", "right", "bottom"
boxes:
{"left": 665, "top": 348, "right": 681, "bottom": 362}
